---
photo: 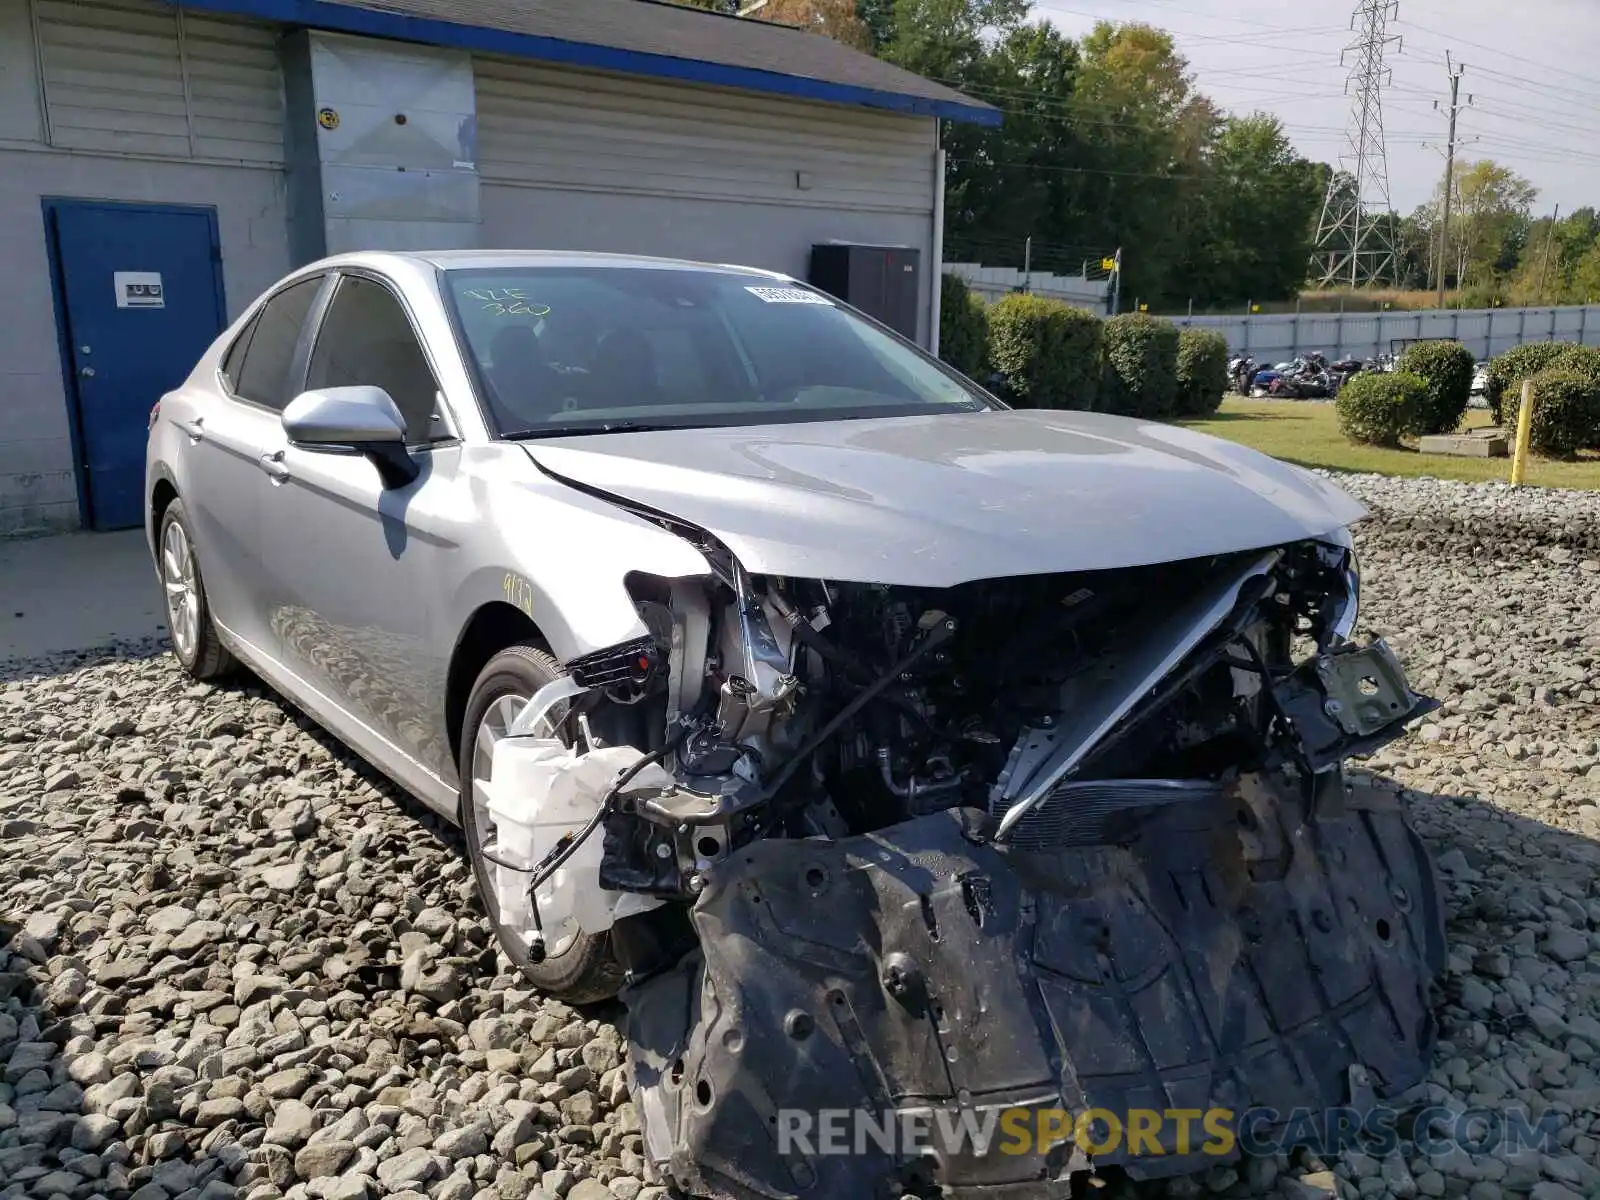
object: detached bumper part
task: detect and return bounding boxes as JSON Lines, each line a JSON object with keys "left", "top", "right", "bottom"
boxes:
{"left": 623, "top": 776, "right": 1445, "bottom": 1200}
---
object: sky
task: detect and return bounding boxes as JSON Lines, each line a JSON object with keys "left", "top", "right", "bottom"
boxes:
{"left": 1032, "top": 0, "right": 1600, "bottom": 217}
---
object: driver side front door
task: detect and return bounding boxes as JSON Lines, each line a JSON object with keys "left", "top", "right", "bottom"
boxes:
{"left": 259, "top": 271, "right": 469, "bottom": 783}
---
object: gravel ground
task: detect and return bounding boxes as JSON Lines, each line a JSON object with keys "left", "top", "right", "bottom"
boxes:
{"left": 3, "top": 473, "right": 1600, "bottom": 1200}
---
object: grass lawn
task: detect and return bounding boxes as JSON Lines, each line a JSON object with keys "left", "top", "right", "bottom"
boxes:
{"left": 1176, "top": 398, "right": 1600, "bottom": 490}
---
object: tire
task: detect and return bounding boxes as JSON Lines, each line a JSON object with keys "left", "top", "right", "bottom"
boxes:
{"left": 157, "top": 499, "right": 235, "bottom": 681}
{"left": 458, "top": 642, "right": 624, "bottom": 1004}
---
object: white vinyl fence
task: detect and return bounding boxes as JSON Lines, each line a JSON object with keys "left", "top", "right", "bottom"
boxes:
{"left": 944, "top": 262, "right": 1110, "bottom": 309}
{"left": 1170, "top": 305, "right": 1600, "bottom": 363}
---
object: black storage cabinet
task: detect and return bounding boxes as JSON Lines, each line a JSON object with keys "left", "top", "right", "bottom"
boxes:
{"left": 808, "top": 243, "right": 921, "bottom": 341}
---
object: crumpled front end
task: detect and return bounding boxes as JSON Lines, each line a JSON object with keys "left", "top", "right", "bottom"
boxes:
{"left": 482, "top": 511, "right": 1444, "bottom": 1198}
{"left": 625, "top": 773, "right": 1445, "bottom": 1200}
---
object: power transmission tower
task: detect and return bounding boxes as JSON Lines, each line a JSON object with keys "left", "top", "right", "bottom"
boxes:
{"left": 1434, "top": 54, "right": 1470, "bottom": 306}
{"left": 1311, "top": 0, "right": 1403, "bottom": 288}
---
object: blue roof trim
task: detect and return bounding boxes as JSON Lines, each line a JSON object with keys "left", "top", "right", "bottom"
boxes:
{"left": 164, "top": 0, "right": 1002, "bottom": 126}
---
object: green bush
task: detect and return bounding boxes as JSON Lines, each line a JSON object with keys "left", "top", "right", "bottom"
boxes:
{"left": 1486, "top": 342, "right": 1582, "bottom": 424}
{"left": 938, "top": 274, "right": 990, "bottom": 380}
{"left": 1174, "top": 328, "right": 1229, "bottom": 416}
{"left": 1395, "top": 340, "right": 1474, "bottom": 435}
{"left": 986, "top": 293, "right": 1104, "bottom": 410}
{"left": 1101, "top": 313, "right": 1180, "bottom": 418}
{"left": 1335, "top": 371, "right": 1427, "bottom": 447}
{"left": 1556, "top": 343, "right": 1600, "bottom": 385}
{"left": 1525, "top": 368, "right": 1600, "bottom": 456}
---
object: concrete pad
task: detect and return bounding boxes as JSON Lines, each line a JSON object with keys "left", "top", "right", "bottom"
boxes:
{"left": 0, "top": 530, "right": 166, "bottom": 663}
{"left": 1418, "top": 431, "right": 1508, "bottom": 458}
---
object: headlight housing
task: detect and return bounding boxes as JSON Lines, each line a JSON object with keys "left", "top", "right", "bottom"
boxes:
{"left": 1318, "top": 529, "right": 1360, "bottom": 643}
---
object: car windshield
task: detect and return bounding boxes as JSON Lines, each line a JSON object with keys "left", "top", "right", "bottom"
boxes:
{"left": 441, "top": 265, "right": 992, "bottom": 438}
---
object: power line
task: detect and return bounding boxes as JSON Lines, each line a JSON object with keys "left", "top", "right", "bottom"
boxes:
{"left": 1396, "top": 17, "right": 1600, "bottom": 93}
{"left": 1311, "top": 0, "right": 1403, "bottom": 287}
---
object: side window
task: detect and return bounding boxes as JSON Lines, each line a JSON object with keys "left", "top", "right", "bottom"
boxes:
{"left": 232, "top": 278, "right": 322, "bottom": 410}
{"left": 219, "top": 312, "right": 260, "bottom": 393}
{"left": 305, "top": 276, "right": 445, "bottom": 444}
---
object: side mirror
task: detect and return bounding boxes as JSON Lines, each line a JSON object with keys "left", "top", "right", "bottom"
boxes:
{"left": 282, "top": 386, "right": 419, "bottom": 488}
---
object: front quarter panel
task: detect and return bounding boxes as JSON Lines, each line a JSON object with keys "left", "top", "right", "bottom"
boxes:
{"left": 449, "top": 444, "right": 713, "bottom": 665}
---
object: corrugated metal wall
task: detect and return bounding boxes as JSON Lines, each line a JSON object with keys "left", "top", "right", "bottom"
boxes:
{"left": 32, "top": 0, "right": 284, "bottom": 164}
{"left": 0, "top": 0, "right": 290, "bottom": 534}
{"left": 473, "top": 57, "right": 939, "bottom": 342}
{"left": 1171, "top": 305, "right": 1600, "bottom": 363}
{"left": 475, "top": 57, "right": 935, "bottom": 214}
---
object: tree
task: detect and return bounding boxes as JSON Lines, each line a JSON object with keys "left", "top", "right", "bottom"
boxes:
{"left": 1064, "top": 22, "right": 1218, "bottom": 307}
{"left": 942, "top": 21, "right": 1083, "bottom": 262}
{"left": 1439, "top": 159, "right": 1538, "bottom": 289}
{"left": 756, "top": 0, "right": 873, "bottom": 49}
{"left": 1168, "top": 113, "right": 1322, "bottom": 309}
{"left": 1573, "top": 241, "right": 1600, "bottom": 304}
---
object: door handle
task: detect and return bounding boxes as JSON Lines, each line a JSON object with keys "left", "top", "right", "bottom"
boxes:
{"left": 259, "top": 450, "right": 290, "bottom": 483}
{"left": 177, "top": 418, "right": 204, "bottom": 443}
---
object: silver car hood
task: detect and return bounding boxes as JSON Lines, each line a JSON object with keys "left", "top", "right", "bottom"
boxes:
{"left": 523, "top": 409, "right": 1367, "bottom": 587}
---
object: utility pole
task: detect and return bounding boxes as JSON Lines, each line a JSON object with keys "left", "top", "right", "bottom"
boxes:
{"left": 1434, "top": 53, "right": 1468, "bottom": 307}
{"left": 1023, "top": 236, "right": 1032, "bottom": 293}
{"left": 1537, "top": 203, "right": 1562, "bottom": 305}
{"left": 1311, "top": 0, "right": 1402, "bottom": 288}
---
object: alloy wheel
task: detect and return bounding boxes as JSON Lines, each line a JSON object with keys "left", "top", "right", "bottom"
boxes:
{"left": 161, "top": 519, "right": 200, "bottom": 662}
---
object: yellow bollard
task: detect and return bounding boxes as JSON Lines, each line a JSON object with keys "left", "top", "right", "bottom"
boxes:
{"left": 1510, "top": 378, "right": 1535, "bottom": 487}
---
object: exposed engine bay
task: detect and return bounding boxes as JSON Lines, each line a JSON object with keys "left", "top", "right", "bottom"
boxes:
{"left": 481, "top": 531, "right": 1445, "bottom": 1199}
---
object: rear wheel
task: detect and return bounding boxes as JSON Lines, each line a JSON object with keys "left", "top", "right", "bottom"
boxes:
{"left": 458, "top": 643, "right": 624, "bottom": 1004}
{"left": 158, "top": 499, "right": 234, "bottom": 681}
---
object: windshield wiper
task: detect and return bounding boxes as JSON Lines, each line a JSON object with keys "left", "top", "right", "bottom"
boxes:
{"left": 503, "top": 420, "right": 706, "bottom": 440}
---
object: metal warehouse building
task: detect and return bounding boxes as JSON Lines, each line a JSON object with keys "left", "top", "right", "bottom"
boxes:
{"left": 0, "top": 0, "right": 994, "bottom": 535}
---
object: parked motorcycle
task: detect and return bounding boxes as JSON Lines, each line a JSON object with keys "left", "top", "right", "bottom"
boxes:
{"left": 1228, "top": 356, "right": 1258, "bottom": 396}
{"left": 1262, "top": 354, "right": 1335, "bottom": 400}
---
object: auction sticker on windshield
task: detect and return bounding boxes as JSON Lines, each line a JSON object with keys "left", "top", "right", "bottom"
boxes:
{"left": 745, "top": 286, "right": 834, "bottom": 304}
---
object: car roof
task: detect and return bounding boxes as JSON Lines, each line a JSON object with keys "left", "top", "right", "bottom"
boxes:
{"left": 302, "top": 249, "right": 794, "bottom": 278}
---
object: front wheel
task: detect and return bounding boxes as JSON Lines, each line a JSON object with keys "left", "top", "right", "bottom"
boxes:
{"left": 458, "top": 643, "right": 624, "bottom": 1004}
{"left": 157, "top": 499, "right": 235, "bottom": 681}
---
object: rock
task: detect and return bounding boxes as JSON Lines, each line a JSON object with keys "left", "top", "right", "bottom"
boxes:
{"left": 260, "top": 1067, "right": 316, "bottom": 1099}
{"left": 377, "top": 1148, "right": 445, "bottom": 1190}
{"left": 268, "top": 1098, "right": 317, "bottom": 1147}
{"left": 1528, "top": 1185, "right": 1583, "bottom": 1200}
{"left": 1541, "top": 927, "right": 1589, "bottom": 963}
{"left": 147, "top": 904, "right": 196, "bottom": 933}
{"left": 325, "top": 1177, "right": 374, "bottom": 1200}
{"left": 435, "top": 1124, "right": 491, "bottom": 1159}
{"left": 1280, "top": 1172, "right": 1338, "bottom": 1199}
{"left": 295, "top": 1140, "right": 357, "bottom": 1179}
{"left": 70, "top": 1113, "right": 121, "bottom": 1152}
{"left": 258, "top": 862, "right": 308, "bottom": 892}
{"left": 469, "top": 1018, "right": 520, "bottom": 1053}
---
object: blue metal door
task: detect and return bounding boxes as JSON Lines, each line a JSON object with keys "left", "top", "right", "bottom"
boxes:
{"left": 46, "top": 201, "right": 227, "bottom": 530}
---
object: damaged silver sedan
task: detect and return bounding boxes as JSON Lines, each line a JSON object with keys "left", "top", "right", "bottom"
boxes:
{"left": 145, "top": 251, "right": 1444, "bottom": 1199}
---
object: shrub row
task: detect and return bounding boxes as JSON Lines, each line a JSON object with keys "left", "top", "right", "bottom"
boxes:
{"left": 1479, "top": 342, "right": 1600, "bottom": 455}
{"left": 1394, "top": 340, "right": 1474, "bottom": 435}
{"left": 1525, "top": 369, "right": 1600, "bottom": 456}
{"left": 936, "top": 275, "right": 1228, "bottom": 418}
{"left": 1335, "top": 372, "right": 1429, "bottom": 447}
{"left": 1336, "top": 338, "right": 1600, "bottom": 454}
